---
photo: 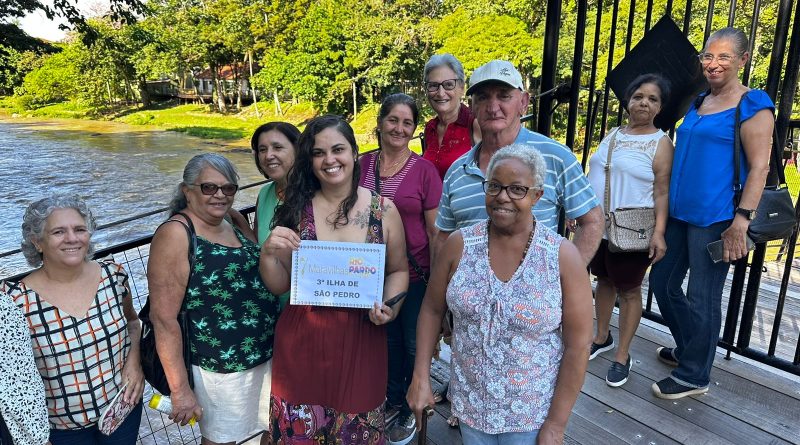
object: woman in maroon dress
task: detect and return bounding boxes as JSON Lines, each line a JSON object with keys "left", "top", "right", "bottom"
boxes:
{"left": 260, "top": 116, "right": 409, "bottom": 444}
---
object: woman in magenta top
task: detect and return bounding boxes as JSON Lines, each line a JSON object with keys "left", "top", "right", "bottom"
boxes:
{"left": 422, "top": 54, "right": 481, "bottom": 179}
{"left": 359, "top": 93, "right": 442, "bottom": 443}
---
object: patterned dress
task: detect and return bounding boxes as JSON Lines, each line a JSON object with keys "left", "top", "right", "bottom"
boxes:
{"left": 447, "top": 221, "right": 564, "bottom": 434}
{"left": 269, "top": 193, "right": 388, "bottom": 445}
{"left": 186, "top": 227, "right": 279, "bottom": 373}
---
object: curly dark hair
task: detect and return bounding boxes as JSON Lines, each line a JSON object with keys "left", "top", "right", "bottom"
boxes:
{"left": 272, "top": 115, "right": 361, "bottom": 230}
{"left": 250, "top": 122, "right": 301, "bottom": 178}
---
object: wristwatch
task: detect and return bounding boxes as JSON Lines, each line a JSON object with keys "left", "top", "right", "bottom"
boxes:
{"left": 735, "top": 207, "right": 757, "bottom": 220}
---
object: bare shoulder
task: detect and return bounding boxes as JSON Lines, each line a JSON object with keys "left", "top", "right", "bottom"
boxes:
{"left": 558, "top": 239, "right": 582, "bottom": 267}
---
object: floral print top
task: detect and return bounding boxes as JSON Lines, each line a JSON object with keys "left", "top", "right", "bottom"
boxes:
{"left": 187, "top": 228, "right": 279, "bottom": 373}
{"left": 446, "top": 220, "right": 564, "bottom": 433}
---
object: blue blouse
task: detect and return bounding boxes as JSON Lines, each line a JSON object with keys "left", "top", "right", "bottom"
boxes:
{"left": 669, "top": 89, "right": 774, "bottom": 227}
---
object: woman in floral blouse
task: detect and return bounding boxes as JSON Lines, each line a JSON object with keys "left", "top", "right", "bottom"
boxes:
{"left": 407, "top": 145, "right": 592, "bottom": 445}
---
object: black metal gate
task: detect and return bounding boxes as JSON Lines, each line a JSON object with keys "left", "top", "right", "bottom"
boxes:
{"left": 535, "top": 0, "right": 800, "bottom": 375}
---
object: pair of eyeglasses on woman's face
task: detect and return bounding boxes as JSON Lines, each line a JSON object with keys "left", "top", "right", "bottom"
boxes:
{"left": 697, "top": 52, "right": 738, "bottom": 66}
{"left": 192, "top": 183, "right": 239, "bottom": 196}
{"left": 483, "top": 181, "right": 534, "bottom": 200}
{"left": 426, "top": 78, "right": 460, "bottom": 93}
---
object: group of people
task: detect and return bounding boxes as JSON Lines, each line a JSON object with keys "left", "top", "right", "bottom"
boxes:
{"left": 0, "top": 26, "right": 776, "bottom": 445}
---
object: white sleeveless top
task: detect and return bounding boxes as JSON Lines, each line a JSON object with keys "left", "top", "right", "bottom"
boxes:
{"left": 587, "top": 127, "right": 668, "bottom": 213}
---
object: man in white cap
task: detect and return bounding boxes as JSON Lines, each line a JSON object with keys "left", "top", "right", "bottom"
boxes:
{"left": 434, "top": 59, "right": 603, "bottom": 263}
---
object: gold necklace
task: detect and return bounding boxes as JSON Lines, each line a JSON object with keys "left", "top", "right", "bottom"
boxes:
{"left": 379, "top": 150, "right": 411, "bottom": 176}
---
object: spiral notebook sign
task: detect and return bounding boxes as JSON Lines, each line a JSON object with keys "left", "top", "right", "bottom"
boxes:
{"left": 290, "top": 240, "right": 386, "bottom": 308}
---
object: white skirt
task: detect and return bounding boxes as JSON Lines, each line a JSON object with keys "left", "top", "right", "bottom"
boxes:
{"left": 191, "top": 360, "right": 272, "bottom": 443}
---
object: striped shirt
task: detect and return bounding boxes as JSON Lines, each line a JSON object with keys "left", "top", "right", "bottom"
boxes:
{"left": 2, "top": 261, "right": 131, "bottom": 430}
{"left": 435, "top": 127, "right": 599, "bottom": 232}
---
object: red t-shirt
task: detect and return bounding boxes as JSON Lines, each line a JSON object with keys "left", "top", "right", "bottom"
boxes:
{"left": 423, "top": 103, "right": 475, "bottom": 179}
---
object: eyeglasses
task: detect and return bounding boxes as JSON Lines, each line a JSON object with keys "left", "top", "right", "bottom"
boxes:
{"left": 698, "top": 52, "right": 738, "bottom": 66}
{"left": 192, "top": 183, "right": 239, "bottom": 196}
{"left": 426, "top": 79, "right": 460, "bottom": 93}
{"left": 483, "top": 181, "right": 534, "bottom": 200}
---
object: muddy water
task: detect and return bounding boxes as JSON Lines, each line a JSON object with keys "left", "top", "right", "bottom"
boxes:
{"left": 0, "top": 118, "right": 264, "bottom": 276}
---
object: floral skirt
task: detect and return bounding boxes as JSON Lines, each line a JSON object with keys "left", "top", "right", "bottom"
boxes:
{"left": 269, "top": 394, "right": 385, "bottom": 445}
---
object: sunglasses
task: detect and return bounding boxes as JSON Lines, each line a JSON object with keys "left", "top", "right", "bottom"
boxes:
{"left": 191, "top": 182, "right": 239, "bottom": 196}
{"left": 426, "top": 78, "right": 460, "bottom": 93}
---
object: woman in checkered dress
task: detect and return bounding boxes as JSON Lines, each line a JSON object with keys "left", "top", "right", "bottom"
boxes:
{"left": 1, "top": 194, "right": 144, "bottom": 444}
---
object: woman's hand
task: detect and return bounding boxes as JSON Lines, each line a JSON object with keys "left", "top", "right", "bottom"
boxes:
{"left": 261, "top": 226, "right": 301, "bottom": 256}
{"left": 649, "top": 231, "right": 667, "bottom": 264}
{"left": 537, "top": 419, "right": 566, "bottom": 444}
{"left": 368, "top": 301, "right": 394, "bottom": 325}
{"left": 120, "top": 356, "right": 145, "bottom": 405}
{"left": 720, "top": 217, "right": 750, "bottom": 262}
{"left": 406, "top": 375, "right": 435, "bottom": 431}
{"left": 169, "top": 386, "right": 203, "bottom": 426}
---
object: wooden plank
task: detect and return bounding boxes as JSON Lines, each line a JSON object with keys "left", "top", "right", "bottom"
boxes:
{"left": 571, "top": 390, "right": 678, "bottom": 444}
{"left": 581, "top": 373, "right": 731, "bottom": 444}
{"left": 607, "top": 325, "right": 800, "bottom": 442}
{"left": 629, "top": 316, "right": 800, "bottom": 399}
{"left": 588, "top": 354, "right": 791, "bottom": 444}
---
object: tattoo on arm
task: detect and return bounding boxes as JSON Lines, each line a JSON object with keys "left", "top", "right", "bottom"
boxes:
{"left": 352, "top": 208, "right": 369, "bottom": 229}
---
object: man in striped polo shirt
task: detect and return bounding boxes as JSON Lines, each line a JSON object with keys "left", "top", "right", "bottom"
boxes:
{"left": 434, "top": 60, "right": 603, "bottom": 264}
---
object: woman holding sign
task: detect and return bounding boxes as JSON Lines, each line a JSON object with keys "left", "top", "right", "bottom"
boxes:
{"left": 407, "top": 145, "right": 592, "bottom": 445}
{"left": 261, "top": 115, "right": 409, "bottom": 444}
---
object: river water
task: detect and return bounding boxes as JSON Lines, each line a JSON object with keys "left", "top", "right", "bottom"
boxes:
{"left": 0, "top": 119, "right": 265, "bottom": 277}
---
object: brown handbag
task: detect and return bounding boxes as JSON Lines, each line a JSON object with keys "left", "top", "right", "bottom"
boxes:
{"left": 603, "top": 128, "right": 656, "bottom": 253}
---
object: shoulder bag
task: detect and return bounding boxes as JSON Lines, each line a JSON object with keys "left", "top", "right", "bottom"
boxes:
{"left": 139, "top": 212, "right": 196, "bottom": 395}
{"left": 603, "top": 128, "right": 656, "bottom": 253}
{"left": 732, "top": 93, "right": 797, "bottom": 243}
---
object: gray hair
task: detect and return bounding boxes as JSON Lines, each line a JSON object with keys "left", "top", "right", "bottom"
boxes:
{"left": 21, "top": 194, "right": 97, "bottom": 267}
{"left": 486, "top": 144, "right": 546, "bottom": 191}
{"left": 168, "top": 153, "right": 240, "bottom": 215}
{"left": 423, "top": 53, "right": 466, "bottom": 83}
{"left": 705, "top": 27, "right": 749, "bottom": 56}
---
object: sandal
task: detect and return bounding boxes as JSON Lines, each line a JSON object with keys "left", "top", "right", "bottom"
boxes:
{"left": 432, "top": 381, "right": 448, "bottom": 403}
{"left": 447, "top": 415, "right": 459, "bottom": 428}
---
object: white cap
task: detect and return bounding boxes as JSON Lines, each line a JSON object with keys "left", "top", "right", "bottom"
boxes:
{"left": 467, "top": 60, "right": 524, "bottom": 95}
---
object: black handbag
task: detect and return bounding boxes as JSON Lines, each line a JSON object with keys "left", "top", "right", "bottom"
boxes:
{"left": 733, "top": 94, "right": 797, "bottom": 243}
{"left": 139, "top": 212, "right": 196, "bottom": 395}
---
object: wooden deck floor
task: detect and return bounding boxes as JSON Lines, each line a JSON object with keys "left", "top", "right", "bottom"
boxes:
{"left": 413, "top": 315, "right": 800, "bottom": 445}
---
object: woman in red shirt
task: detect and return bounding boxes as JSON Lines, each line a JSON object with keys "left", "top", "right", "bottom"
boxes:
{"left": 422, "top": 54, "right": 481, "bottom": 179}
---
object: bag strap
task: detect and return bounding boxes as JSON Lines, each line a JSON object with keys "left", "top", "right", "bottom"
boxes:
{"left": 603, "top": 128, "right": 620, "bottom": 215}
{"left": 732, "top": 91, "right": 786, "bottom": 209}
{"left": 373, "top": 153, "right": 430, "bottom": 282}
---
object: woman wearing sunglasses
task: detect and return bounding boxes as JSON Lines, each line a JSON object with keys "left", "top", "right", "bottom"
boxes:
{"left": 147, "top": 153, "right": 280, "bottom": 445}
{"left": 422, "top": 54, "right": 481, "bottom": 179}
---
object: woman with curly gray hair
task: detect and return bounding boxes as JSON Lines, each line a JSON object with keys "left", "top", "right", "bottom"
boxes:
{"left": 1, "top": 193, "right": 144, "bottom": 444}
{"left": 147, "top": 153, "right": 279, "bottom": 445}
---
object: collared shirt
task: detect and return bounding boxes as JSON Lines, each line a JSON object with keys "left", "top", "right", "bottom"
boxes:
{"left": 423, "top": 104, "right": 475, "bottom": 179}
{"left": 435, "top": 127, "right": 599, "bottom": 232}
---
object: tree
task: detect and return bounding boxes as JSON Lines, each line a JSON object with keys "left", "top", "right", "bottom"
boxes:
{"left": 0, "top": 0, "right": 145, "bottom": 40}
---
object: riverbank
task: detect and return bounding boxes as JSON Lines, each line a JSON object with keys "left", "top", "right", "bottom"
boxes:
{"left": 0, "top": 97, "right": 415, "bottom": 151}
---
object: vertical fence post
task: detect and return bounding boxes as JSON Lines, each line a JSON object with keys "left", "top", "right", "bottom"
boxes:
{"left": 742, "top": 0, "right": 762, "bottom": 86}
{"left": 765, "top": 0, "right": 794, "bottom": 99}
{"left": 537, "top": 0, "right": 562, "bottom": 137}
{"left": 566, "top": 0, "right": 588, "bottom": 150}
{"left": 600, "top": 0, "right": 620, "bottom": 135}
